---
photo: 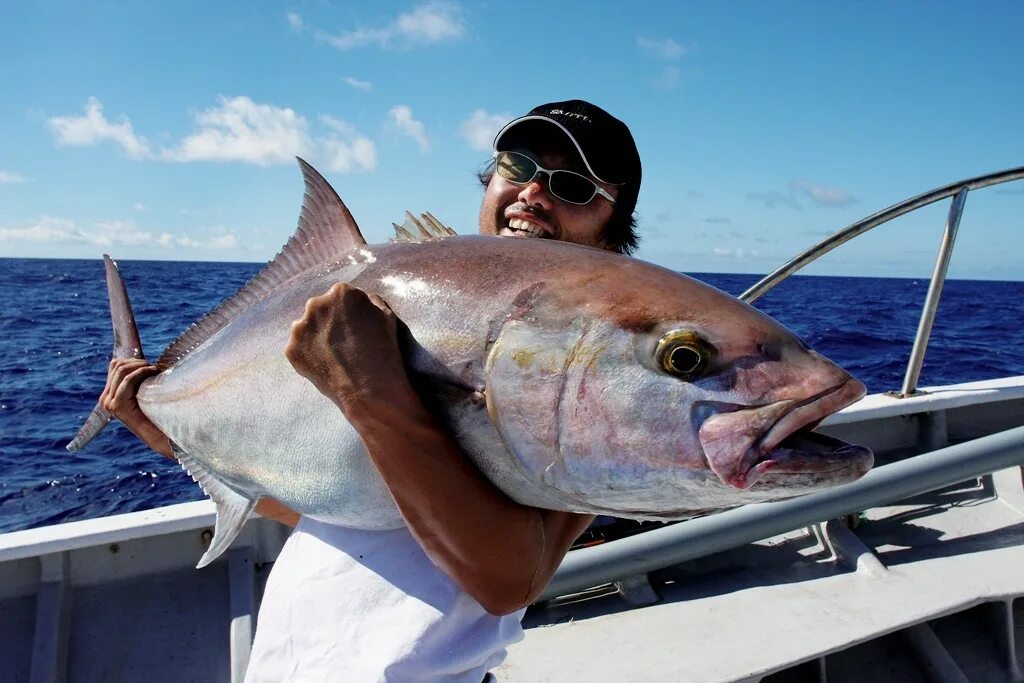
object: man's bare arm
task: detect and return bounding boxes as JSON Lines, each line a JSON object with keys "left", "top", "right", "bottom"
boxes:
{"left": 285, "top": 283, "right": 592, "bottom": 615}
{"left": 100, "top": 359, "right": 300, "bottom": 528}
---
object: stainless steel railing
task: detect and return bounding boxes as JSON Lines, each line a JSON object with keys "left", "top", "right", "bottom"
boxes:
{"left": 739, "top": 166, "right": 1024, "bottom": 397}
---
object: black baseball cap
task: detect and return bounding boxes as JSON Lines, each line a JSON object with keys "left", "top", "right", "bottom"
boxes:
{"left": 492, "top": 100, "right": 642, "bottom": 189}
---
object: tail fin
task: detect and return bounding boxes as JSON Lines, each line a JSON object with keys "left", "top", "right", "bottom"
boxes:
{"left": 67, "top": 255, "right": 145, "bottom": 451}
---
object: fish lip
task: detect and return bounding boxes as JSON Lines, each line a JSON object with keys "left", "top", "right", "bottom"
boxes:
{"left": 758, "top": 377, "right": 866, "bottom": 454}
{"left": 698, "top": 378, "right": 870, "bottom": 489}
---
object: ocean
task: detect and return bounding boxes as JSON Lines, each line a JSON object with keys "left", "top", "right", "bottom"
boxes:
{"left": 1, "top": 257, "right": 1022, "bottom": 534}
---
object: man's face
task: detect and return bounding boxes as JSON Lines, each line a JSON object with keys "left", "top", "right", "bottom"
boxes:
{"left": 478, "top": 146, "right": 618, "bottom": 251}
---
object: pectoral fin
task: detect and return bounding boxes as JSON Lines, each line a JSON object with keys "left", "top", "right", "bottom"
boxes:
{"left": 172, "top": 443, "right": 258, "bottom": 568}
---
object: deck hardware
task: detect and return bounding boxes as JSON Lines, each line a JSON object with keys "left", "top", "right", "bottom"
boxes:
{"left": 822, "top": 519, "right": 887, "bottom": 577}
{"left": 108, "top": 543, "right": 119, "bottom": 554}
{"left": 613, "top": 574, "right": 660, "bottom": 606}
{"left": 899, "top": 189, "right": 968, "bottom": 397}
{"left": 201, "top": 529, "right": 214, "bottom": 547}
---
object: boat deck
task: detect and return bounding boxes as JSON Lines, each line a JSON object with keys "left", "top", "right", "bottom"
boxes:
{"left": 497, "top": 468, "right": 1024, "bottom": 682}
{"left": 2, "top": 377, "right": 1023, "bottom": 682}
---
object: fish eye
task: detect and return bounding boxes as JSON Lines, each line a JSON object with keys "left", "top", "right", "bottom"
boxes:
{"left": 656, "top": 331, "right": 712, "bottom": 381}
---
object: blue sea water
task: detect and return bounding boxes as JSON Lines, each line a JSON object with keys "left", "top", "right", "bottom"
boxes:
{"left": 1, "top": 257, "right": 1022, "bottom": 534}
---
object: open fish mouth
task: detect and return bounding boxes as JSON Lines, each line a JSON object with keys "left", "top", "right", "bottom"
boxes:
{"left": 698, "top": 378, "right": 873, "bottom": 490}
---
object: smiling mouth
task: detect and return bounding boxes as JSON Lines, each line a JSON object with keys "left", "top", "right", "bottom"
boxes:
{"left": 698, "top": 378, "right": 873, "bottom": 489}
{"left": 500, "top": 217, "right": 554, "bottom": 239}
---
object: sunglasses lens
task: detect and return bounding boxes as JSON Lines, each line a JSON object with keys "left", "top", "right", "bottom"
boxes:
{"left": 550, "top": 172, "right": 597, "bottom": 204}
{"left": 494, "top": 151, "right": 603, "bottom": 205}
{"left": 495, "top": 152, "right": 537, "bottom": 183}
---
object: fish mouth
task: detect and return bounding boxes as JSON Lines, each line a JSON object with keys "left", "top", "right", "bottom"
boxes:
{"left": 697, "top": 378, "right": 873, "bottom": 490}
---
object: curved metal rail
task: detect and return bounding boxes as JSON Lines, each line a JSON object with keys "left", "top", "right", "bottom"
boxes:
{"left": 739, "top": 166, "right": 1024, "bottom": 397}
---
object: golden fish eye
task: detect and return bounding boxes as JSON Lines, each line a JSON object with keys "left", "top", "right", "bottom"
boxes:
{"left": 656, "top": 331, "right": 711, "bottom": 380}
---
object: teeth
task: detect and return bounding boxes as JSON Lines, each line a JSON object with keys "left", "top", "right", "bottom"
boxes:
{"left": 506, "top": 218, "right": 544, "bottom": 237}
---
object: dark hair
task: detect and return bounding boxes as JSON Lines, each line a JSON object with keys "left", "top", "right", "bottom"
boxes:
{"left": 476, "top": 161, "right": 640, "bottom": 256}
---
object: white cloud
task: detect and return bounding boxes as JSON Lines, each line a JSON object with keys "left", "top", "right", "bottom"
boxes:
{"left": 287, "top": 12, "right": 304, "bottom": 32}
{"left": 0, "top": 171, "right": 27, "bottom": 183}
{"left": 747, "top": 190, "right": 802, "bottom": 211}
{"left": 320, "top": 115, "right": 377, "bottom": 172}
{"left": 133, "top": 203, "right": 148, "bottom": 212}
{"left": 387, "top": 105, "right": 430, "bottom": 151}
{"left": 652, "top": 65, "right": 680, "bottom": 92}
{"left": 174, "top": 229, "right": 240, "bottom": 249}
{"left": 791, "top": 180, "right": 857, "bottom": 208}
{"left": 48, "top": 96, "right": 376, "bottom": 173}
{"left": 47, "top": 97, "right": 152, "bottom": 159}
{"left": 712, "top": 246, "right": 759, "bottom": 259}
{"left": 0, "top": 216, "right": 82, "bottom": 243}
{"left": 0, "top": 215, "right": 241, "bottom": 250}
{"left": 318, "top": 1, "right": 465, "bottom": 50}
{"left": 637, "top": 36, "right": 686, "bottom": 60}
{"left": 162, "top": 96, "right": 309, "bottom": 165}
{"left": 343, "top": 76, "right": 372, "bottom": 91}
{"left": 460, "top": 109, "right": 511, "bottom": 151}
{"left": 747, "top": 181, "right": 856, "bottom": 210}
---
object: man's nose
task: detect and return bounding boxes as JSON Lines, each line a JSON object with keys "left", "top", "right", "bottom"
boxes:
{"left": 517, "top": 177, "right": 555, "bottom": 210}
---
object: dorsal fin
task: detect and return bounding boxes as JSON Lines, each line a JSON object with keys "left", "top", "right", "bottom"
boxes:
{"left": 157, "top": 158, "right": 365, "bottom": 370}
{"left": 391, "top": 210, "right": 457, "bottom": 243}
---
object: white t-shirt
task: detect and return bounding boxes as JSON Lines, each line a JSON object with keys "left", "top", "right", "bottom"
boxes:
{"left": 245, "top": 516, "right": 525, "bottom": 682}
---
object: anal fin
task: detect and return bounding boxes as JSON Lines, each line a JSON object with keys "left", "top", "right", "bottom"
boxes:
{"left": 172, "top": 442, "right": 258, "bottom": 568}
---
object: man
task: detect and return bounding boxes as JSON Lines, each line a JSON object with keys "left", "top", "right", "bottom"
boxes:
{"left": 101, "top": 99, "right": 642, "bottom": 681}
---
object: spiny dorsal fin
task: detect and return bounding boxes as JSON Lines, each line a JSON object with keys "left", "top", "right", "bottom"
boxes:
{"left": 157, "top": 158, "right": 365, "bottom": 370}
{"left": 391, "top": 211, "right": 457, "bottom": 243}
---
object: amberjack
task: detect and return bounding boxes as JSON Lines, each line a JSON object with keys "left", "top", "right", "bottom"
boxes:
{"left": 69, "top": 159, "right": 872, "bottom": 567}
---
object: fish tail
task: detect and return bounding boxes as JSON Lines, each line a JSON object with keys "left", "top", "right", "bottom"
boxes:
{"left": 66, "top": 255, "right": 146, "bottom": 452}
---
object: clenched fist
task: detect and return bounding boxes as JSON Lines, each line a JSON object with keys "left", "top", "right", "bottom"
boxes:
{"left": 285, "top": 283, "right": 408, "bottom": 414}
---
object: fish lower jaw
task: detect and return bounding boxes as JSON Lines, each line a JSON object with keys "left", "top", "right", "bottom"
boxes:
{"left": 717, "top": 433, "right": 872, "bottom": 490}
{"left": 745, "top": 432, "right": 873, "bottom": 487}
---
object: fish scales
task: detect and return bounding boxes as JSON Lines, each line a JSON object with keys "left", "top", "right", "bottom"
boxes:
{"left": 70, "top": 160, "right": 872, "bottom": 567}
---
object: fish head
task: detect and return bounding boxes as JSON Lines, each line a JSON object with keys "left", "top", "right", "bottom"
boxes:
{"left": 484, "top": 249, "right": 872, "bottom": 519}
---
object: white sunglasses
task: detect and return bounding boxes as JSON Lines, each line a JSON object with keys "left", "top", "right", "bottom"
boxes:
{"left": 494, "top": 151, "right": 616, "bottom": 205}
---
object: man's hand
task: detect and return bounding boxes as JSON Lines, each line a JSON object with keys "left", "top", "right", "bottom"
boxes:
{"left": 285, "top": 283, "right": 408, "bottom": 414}
{"left": 100, "top": 359, "right": 300, "bottom": 527}
{"left": 100, "top": 358, "right": 171, "bottom": 457}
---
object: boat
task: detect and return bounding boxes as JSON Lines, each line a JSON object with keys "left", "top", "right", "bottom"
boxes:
{"left": 2, "top": 167, "right": 1022, "bottom": 683}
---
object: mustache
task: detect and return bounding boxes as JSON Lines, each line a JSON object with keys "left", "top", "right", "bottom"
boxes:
{"left": 504, "top": 202, "right": 552, "bottom": 222}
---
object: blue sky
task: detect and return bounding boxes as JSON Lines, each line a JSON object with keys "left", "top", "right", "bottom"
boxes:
{"left": 1, "top": 2, "right": 1021, "bottom": 279}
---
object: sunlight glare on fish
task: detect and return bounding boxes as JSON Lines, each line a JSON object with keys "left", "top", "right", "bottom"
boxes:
{"left": 381, "top": 275, "right": 429, "bottom": 298}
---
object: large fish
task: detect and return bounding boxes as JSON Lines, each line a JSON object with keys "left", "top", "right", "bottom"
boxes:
{"left": 69, "top": 160, "right": 872, "bottom": 568}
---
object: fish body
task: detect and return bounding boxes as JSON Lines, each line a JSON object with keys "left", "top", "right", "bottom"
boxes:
{"left": 71, "top": 160, "right": 872, "bottom": 567}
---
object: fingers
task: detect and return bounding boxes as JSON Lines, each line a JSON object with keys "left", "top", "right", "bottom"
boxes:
{"left": 101, "top": 358, "right": 158, "bottom": 416}
{"left": 292, "top": 284, "right": 393, "bottom": 335}
{"left": 286, "top": 283, "right": 397, "bottom": 359}
{"left": 116, "top": 365, "right": 161, "bottom": 403}
{"left": 364, "top": 292, "right": 393, "bottom": 315}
